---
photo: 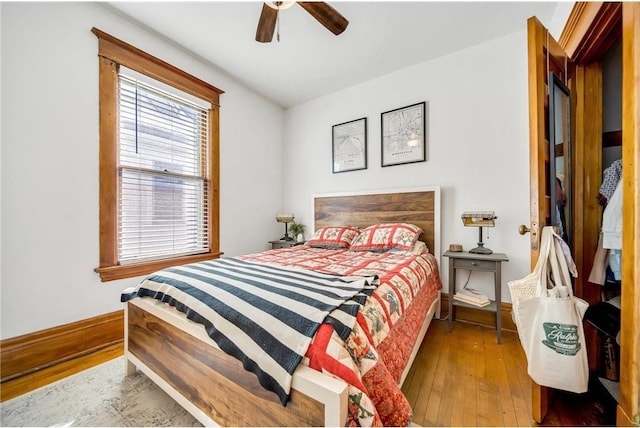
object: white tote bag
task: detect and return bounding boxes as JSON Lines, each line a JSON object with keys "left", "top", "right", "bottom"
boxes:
{"left": 513, "top": 227, "right": 589, "bottom": 393}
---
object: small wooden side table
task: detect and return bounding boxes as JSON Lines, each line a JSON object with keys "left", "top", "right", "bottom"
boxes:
{"left": 269, "top": 240, "right": 305, "bottom": 249}
{"left": 443, "top": 250, "right": 509, "bottom": 343}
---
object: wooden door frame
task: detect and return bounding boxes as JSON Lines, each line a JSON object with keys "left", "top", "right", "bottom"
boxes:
{"left": 558, "top": 2, "right": 639, "bottom": 426}
{"left": 619, "top": 3, "right": 639, "bottom": 425}
{"left": 560, "top": 4, "right": 621, "bottom": 309}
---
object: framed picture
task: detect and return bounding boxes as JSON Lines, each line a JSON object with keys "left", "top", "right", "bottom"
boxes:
{"left": 381, "top": 101, "right": 426, "bottom": 167}
{"left": 332, "top": 117, "right": 367, "bottom": 173}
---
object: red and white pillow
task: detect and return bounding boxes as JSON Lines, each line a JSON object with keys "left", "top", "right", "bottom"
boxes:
{"left": 305, "top": 226, "right": 361, "bottom": 249}
{"left": 349, "top": 223, "right": 423, "bottom": 252}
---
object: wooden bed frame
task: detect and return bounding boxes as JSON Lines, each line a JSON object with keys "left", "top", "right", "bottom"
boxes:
{"left": 124, "top": 187, "right": 441, "bottom": 426}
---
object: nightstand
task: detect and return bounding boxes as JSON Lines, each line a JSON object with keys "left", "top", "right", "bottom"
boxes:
{"left": 269, "top": 240, "right": 305, "bottom": 250}
{"left": 443, "top": 250, "right": 509, "bottom": 343}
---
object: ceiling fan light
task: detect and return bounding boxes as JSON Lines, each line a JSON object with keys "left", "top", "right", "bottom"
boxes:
{"left": 265, "top": 1, "right": 295, "bottom": 10}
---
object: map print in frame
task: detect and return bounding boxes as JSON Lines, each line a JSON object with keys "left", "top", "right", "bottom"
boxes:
{"left": 381, "top": 102, "right": 426, "bottom": 167}
{"left": 332, "top": 117, "right": 367, "bottom": 173}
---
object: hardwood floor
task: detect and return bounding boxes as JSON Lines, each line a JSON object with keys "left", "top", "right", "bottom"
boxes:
{"left": 3, "top": 318, "right": 615, "bottom": 426}
{"left": 402, "top": 319, "right": 615, "bottom": 427}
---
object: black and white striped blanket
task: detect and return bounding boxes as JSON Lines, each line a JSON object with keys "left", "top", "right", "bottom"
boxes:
{"left": 121, "top": 257, "right": 378, "bottom": 405}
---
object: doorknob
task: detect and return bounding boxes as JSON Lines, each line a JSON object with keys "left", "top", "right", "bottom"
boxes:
{"left": 519, "top": 225, "right": 531, "bottom": 235}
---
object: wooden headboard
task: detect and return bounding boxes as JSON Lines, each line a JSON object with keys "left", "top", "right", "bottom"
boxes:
{"left": 313, "top": 187, "right": 440, "bottom": 257}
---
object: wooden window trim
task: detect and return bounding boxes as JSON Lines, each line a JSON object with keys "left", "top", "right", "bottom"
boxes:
{"left": 92, "top": 28, "right": 223, "bottom": 106}
{"left": 92, "top": 28, "right": 224, "bottom": 282}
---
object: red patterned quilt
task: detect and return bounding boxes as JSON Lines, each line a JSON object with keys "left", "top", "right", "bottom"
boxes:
{"left": 239, "top": 246, "right": 442, "bottom": 426}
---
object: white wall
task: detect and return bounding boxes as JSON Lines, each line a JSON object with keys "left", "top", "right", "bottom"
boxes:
{"left": 0, "top": 2, "right": 284, "bottom": 339}
{"left": 1, "top": 3, "right": 574, "bottom": 338}
{"left": 282, "top": 31, "right": 533, "bottom": 300}
{"left": 548, "top": 1, "right": 575, "bottom": 41}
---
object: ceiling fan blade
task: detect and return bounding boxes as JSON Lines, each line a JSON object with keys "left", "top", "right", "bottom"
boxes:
{"left": 297, "top": 2, "right": 349, "bottom": 36}
{"left": 256, "top": 3, "right": 278, "bottom": 43}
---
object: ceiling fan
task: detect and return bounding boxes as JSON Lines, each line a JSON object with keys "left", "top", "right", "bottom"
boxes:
{"left": 255, "top": 1, "right": 349, "bottom": 43}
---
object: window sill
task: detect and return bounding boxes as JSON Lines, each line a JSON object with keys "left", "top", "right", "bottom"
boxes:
{"left": 95, "top": 251, "right": 223, "bottom": 282}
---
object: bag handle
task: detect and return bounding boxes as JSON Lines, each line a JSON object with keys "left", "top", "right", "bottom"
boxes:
{"left": 547, "top": 232, "right": 564, "bottom": 295}
{"left": 547, "top": 230, "right": 574, "bottom": 298}
{"left": 536, "top": 226, "right": 553, "bottom": 274}
{"left": 533, "top": 226, "right": 553, "bottom": 276}
{"left": 553, "top": 231, "right": 574, "bottom": 297}
{"left": 532, "top": 226, "right": 554, "bottom": 295}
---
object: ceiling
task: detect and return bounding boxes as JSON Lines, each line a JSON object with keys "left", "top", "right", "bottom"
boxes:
{"left": 107, "top": 1, "right": 558, "bottom": 109}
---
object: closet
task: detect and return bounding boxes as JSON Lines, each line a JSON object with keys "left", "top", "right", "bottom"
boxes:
{"left": 556, "top": 2, "right": 639, "bottom": 425}
{"left": 582, "top": 36, "right": 623, "bottom": 407}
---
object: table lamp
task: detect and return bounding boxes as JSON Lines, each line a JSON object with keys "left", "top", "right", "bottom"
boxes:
{"left": 276, "top": 213, "right": 295, "bottom": 241}
{"left": 461, "top": 211, "right": 497, "bottom": 254}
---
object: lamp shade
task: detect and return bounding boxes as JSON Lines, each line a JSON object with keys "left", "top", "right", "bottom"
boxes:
{"left": 461, "top": 211, "right": 497, "bottom": 227}
{"left": 276, "top": 213, "right": 294, "bottom": 223}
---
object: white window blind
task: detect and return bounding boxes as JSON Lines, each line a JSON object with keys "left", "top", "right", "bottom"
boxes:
{"left": 118, "top": 73, "right": 210, "bottom": 263}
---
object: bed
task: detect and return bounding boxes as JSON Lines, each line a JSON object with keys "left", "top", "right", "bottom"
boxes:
{"left": 123, "top": 187, "right": 442, "bottom": 426}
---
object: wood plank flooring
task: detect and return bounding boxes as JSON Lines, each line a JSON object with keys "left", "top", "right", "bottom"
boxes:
{"left": 402, "top": 319, "right": 615, "bottom": 426}
{"left": 3, "top": 318, "right": 615, "bottom": 426}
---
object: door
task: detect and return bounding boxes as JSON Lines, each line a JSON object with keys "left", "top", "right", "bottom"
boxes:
{"left": 526, "top": 16, "right": 574, "bottom": 423}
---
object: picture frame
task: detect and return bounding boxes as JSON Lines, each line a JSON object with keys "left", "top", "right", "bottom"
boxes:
{"left": 332, "top": 117, "right": 367, "bottom": 173}
{"left": 381, "top": 101, "right": 426, "bottom": 167}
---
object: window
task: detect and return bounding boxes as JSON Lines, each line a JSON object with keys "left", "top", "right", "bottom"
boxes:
{"left": 93, "top": 28, "right": 224, "bottom": 282}
{"left": 118, "top": 74, "right": 209, "bottom": 262}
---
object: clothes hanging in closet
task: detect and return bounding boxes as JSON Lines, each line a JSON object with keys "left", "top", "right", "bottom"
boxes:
{"left": 602, "top": 179, "right": 623, "bottom": 250}
{"left": 597, "top": 159, "right": 622, "bottom": 206}
{"left": 588, "top": 234, "right": 608, "bottom": 285}
{"left": 602, "top": 180, "right": 623, "bottom": 280}
{"left": 589, "top": 160, "right": 622, "bottom": 284}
